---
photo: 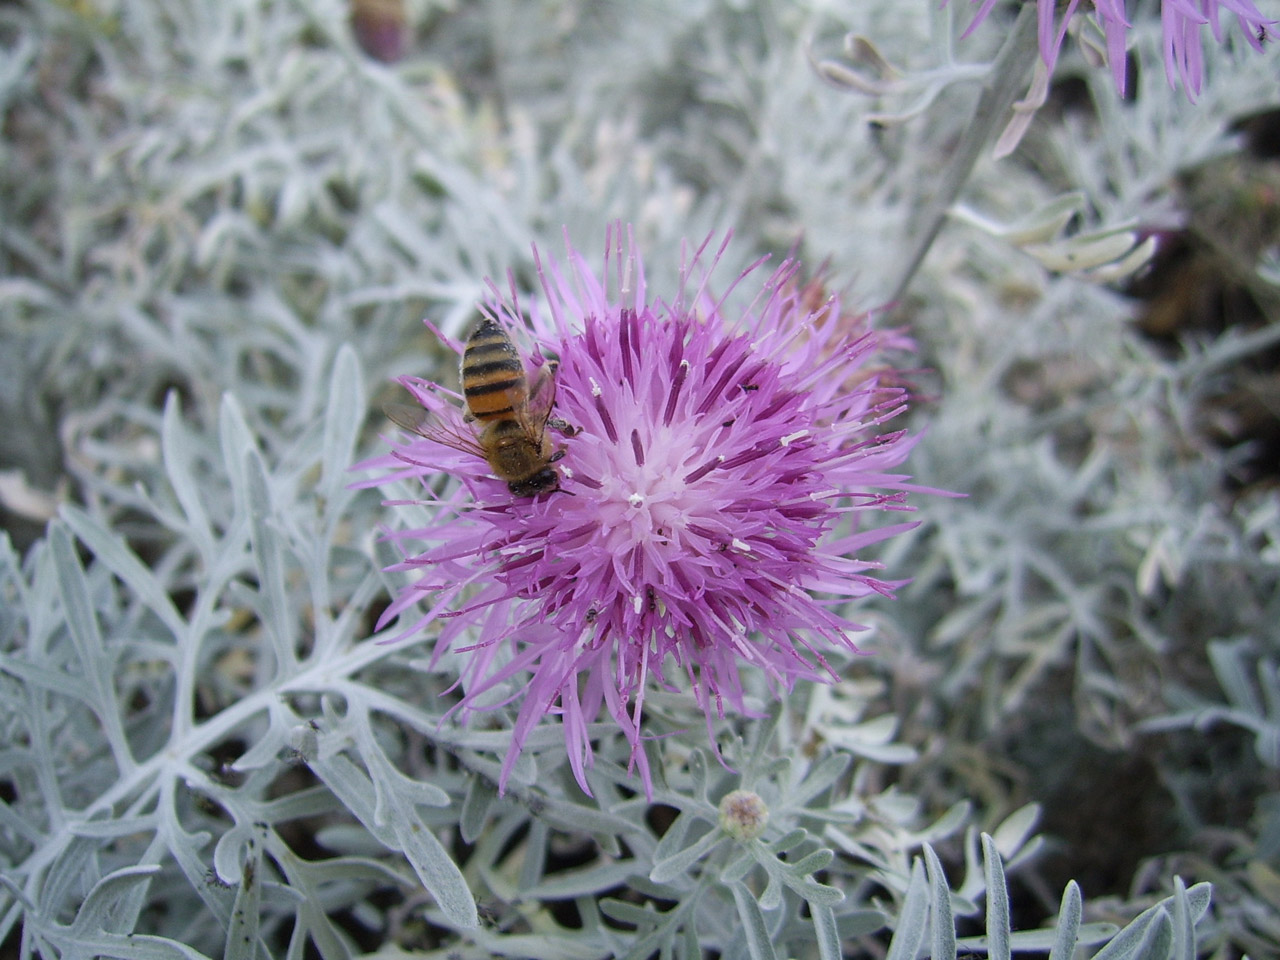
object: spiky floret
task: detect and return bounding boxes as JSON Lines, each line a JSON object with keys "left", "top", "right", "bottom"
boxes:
{"left": 953, "top": 0, "right": 1273, "bottom": 100}
{"left": 363, "top": 228, "right": 937, "bottom": 796}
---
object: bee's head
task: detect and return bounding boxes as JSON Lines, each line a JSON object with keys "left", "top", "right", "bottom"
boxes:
{"left": 508, "top": 468, "right": 561, "bottom": 498}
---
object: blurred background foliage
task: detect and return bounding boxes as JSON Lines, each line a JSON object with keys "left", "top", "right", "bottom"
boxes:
{"left": 2, "top": 0, "right": 1279, "bottom": 956}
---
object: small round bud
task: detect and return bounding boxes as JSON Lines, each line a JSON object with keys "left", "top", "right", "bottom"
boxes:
{"left": 718, "top": 789, "right": 769, "bottom": 841}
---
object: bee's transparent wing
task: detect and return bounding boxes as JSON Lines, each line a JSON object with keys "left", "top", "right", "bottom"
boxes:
{"left": 523, "top": 360, "right": 558, "bottom": 432}
{"left": 384, "top": 402, "right": 485, "bottom": 458}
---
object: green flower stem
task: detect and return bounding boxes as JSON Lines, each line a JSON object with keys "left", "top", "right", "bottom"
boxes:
{"left": 890, "top": 3, "right": 1041, "bottom": 305}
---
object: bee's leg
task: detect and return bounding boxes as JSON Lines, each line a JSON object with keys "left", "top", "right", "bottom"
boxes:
{"left": 549, "top": 448, "right": 566, "bottom": 464}
{"left": 548, "top": 417, "right": 578, "bottom": 436}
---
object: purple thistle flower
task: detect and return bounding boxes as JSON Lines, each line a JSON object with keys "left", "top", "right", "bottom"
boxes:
{"left": 951, "top": 0, "right": 1274, "bottom": 101}
{"left": 361, "top": 228, "right": 937, "bottom": 798}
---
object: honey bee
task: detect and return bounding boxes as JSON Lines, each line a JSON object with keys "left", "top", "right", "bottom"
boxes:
{"left": 387, "top": 318, "right": 573, "bottom": 496}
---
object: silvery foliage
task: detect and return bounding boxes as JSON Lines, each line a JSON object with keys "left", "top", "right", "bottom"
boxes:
{"left": 1, "top": 0, "right": 1277, "bottom": 957}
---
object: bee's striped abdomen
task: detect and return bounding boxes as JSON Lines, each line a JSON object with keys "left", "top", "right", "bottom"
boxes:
{"left": 461, "top": 318, "right": 526, "bottom": 422}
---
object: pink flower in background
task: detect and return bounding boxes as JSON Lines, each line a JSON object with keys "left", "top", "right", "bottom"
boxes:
{"left": 363, "top": 228, "right": 936, "bottom": 797}
{"left": 952, "top": 0, "right": 1273, "bottom": 100}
